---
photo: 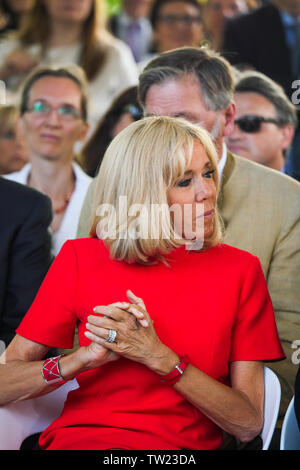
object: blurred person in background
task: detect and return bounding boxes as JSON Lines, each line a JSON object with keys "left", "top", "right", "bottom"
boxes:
{"left": 0, "top": 104, "right": 29, "bottom": 174}
{"left": 202, "top": 0, "right": 255, "bottom": 51}
{"left": 138, "top": 0, "right": 204, "bottom": 70}
{"left": 4, "top": 65, "right": 92, "bottom": 256}
{"left": 222, "top": 0, "right": 300, "bottom": 181}
{"left": 108, "top": 0, "right": 153, "bottom": 62}
{"left": 0, "top": 0, "right": 138, "bottom": 132}
{"left": 226, "top": 71, "right": 297, "bottom": 172}
{"left": 0, "top": 0, "right": 34, "bottom": 38}
{"left": 81, "top": 85, "right": 143, "bottom": 177}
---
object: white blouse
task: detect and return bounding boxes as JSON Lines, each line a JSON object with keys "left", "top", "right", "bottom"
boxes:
{"left": 4, "top": 162, "right": 92, "bottom": 256}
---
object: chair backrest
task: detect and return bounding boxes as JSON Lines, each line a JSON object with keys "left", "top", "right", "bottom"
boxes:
{"left": 261, "top": 366, "right": 281, "bottom": 450}
{"left": 280, "top": 397, "right": 300, "bottom": 450}
{"left": 0, "top": 379, "right": 79, "bottom": 450}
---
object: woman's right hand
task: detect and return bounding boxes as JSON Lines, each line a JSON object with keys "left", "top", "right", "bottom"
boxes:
{"left": 0, "top": 48, "right": 38, "bottom": 80}
{"left": 75, "top": 295, "right": 150, "bottom": 372}
{"left": 79, "top": 340, "right": 120, "bottom": 370}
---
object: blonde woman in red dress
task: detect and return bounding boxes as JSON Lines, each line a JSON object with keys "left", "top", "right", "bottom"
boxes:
{"left": 0, "top": 116, "right": 284, "bottom": 450}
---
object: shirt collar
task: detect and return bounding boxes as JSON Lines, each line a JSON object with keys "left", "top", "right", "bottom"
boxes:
{"left": 280, "top": 11, "right": 300, "bottom": 26}
{"left": 217, "top": 143, "right": 227, "bottom": 181}
{"left": 118, "top": 10, "right": 146, "bottom": 27}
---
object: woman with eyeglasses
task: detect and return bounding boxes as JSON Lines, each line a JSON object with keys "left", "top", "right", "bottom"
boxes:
{"left": 0, "top": 104, "right": 28, "bottom": 174}
{"left": 4, "top": 65, "right": 92, "bottom": 256}
{"left": 0, "top": 116, "right": 284, "bottom": 450}
{"left": 138, "top": 0, "right": 205, "bottom": 70}
{"left": 0, "top": 0, "right": 138, "bottom": 132}
{"left": 81, "top": 86, "right": 143, "bottom": 177}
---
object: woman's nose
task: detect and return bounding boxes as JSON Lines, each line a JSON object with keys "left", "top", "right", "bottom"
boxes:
{"left": 45, "top": 109, "right": 61, "bottom": 126}
{"left": 194, "top": 178, "right": 210, "bottom": 202}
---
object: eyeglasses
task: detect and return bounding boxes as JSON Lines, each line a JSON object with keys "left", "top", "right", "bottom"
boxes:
{"left": 157, "top": 14, "right": 202, "bottom": 25}
{"left": 25, "top": 100, "right": 82, "bottom": 121}
{"left": 122, "top": 104, "right": 144, "bottom": 121}
{"left": 234, "top": 115, "right": 284, "bottom": 133}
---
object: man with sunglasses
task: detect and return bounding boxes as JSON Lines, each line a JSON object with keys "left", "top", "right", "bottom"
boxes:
{"left": 227, "top": 71, "right": 297, "bottom": 172}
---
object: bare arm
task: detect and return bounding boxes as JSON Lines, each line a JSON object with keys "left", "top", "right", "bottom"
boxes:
{"left": 0, "top": 48, "right": 38, "bottom": 81}
{"left": 0, "top": 298, "right": 148, "bottom": 406}
{"left": 174, "top": 360, "right": 264, "bottom": 442}
{"left": 0, "top": 335, "right": 86, "bottom": 405}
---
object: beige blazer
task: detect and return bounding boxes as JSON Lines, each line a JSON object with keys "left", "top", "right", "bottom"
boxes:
{"left": 76, "top": 151, "right": 300, "bottom": 417}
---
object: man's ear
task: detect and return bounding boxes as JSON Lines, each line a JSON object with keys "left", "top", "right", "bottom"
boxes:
{"left": 280, "top": 124, "right": 294, "bottom": 151}
{"left": 222, "top": 102, "right": 236, "bottom": 137}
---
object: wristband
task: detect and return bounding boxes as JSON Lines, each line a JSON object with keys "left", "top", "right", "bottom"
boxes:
{"left": 42, "top": 354, "right": 66, "bottom": 385}
{"left": 161, "top": 355, "right": 190, "bottom": 386}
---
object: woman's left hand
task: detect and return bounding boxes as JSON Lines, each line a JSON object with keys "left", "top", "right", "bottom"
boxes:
{"left": 84, "top": 290, "right": 178, "bottom": 374}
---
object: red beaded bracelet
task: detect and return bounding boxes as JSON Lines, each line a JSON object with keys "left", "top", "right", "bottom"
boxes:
{"left": 41, "top": 354, "right": 66, "bottom": 385}
{"left": 161, "top": 355, "right": 190, "bottom": 386}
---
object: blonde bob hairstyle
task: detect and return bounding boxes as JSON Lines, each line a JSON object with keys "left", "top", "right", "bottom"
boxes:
{"left": 90, "top": 116, "right": 223, "bottom": 264}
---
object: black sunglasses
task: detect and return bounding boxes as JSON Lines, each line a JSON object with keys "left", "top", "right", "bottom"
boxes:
{"left": 234, "top": 115, "right": 284, "bottom": 133}
{"left": 122, "top": 104, "right": 144, "bottom": 121}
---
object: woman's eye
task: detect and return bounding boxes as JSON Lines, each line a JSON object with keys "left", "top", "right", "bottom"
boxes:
{"left": 203, "top": 169, "right": 215, "bottom": 179}
{"left": 178, "top": 178, "right": 192, "bottom": 187}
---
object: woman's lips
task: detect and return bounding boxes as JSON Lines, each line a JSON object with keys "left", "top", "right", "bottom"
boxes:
{"left": 203, "top": 209, "right": 214, "bottom": 218}
{"left": 228, "top": 144, "right": 246, "bottom": 153}
{"left": 40, "top": 134, "right": 60, "bottom": 141}
{"left": 195, "top": 209, "right": 215, "bottom": 220}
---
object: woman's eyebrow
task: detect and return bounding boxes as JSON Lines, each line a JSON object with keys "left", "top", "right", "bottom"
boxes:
{"left": 183, "top": 161, "right": 212, "bottom": 175}
{"left": 182, "top": 169, "right": 193, "bottom": 176}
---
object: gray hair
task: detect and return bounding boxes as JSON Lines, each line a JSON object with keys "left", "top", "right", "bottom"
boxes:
{"left": 235, "top": 70, "right": 298, "bottom": 128}
{"left": 138, "top": 46, "right": 234, "bottom": 111}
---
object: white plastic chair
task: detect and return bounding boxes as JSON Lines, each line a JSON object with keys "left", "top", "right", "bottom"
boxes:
{"left": 0, "top": 368, "right": 279, "bottom": 450}
{"left": 280, "top": 397, "right": 300, "bottom": 450}
{"left": 0, "top": 379, "right": 79, "bottom": 450}
{"left": 261, "top": 366, "right": 281, "bottom": 450}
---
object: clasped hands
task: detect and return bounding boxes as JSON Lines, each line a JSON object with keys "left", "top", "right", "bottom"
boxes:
{"left": 84, "top": 290, "right": 173, "bottom": 373}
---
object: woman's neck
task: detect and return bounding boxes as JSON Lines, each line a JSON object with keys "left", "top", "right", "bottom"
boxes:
{"left": 27, "top": 157, "right": 75, "bottom": 201}
{"left": 47, "top": 20, "right": 83, "bottom": 47}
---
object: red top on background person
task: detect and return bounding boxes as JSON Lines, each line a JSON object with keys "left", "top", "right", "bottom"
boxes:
{"left": 0, "top": 116, "right": 284, "bottom": 450}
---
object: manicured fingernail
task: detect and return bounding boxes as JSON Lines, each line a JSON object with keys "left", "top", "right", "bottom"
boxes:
{"left": 141, "top": 320, "right": 149, "bottom": 327}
